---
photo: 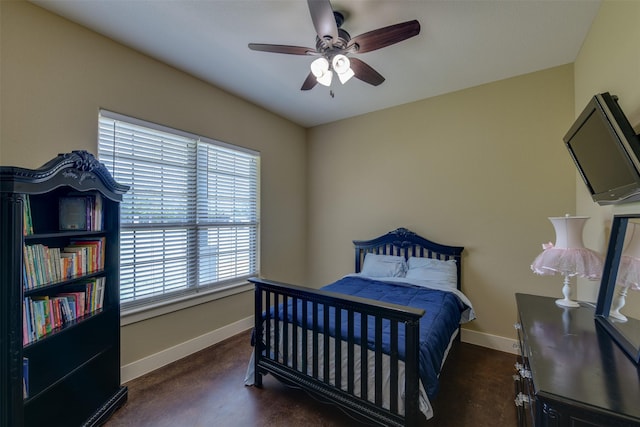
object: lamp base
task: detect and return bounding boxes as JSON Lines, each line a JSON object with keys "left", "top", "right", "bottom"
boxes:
{"left": 555, "top": 298, "right": 580, "bottom": 308}
{"left": 555, "top": 274, "right": 580, "bottom": 308}
{"left": 609, "top": 310, "right": 628, "bottom": 322}
{"left": 609, "top": 287, "right": 629, "bottom": 322}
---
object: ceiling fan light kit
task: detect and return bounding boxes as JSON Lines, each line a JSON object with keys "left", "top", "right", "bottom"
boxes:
{"left": 248, "top": 0, "right": 420, "bottom": 91}
{"left": 310, "top": 57, "right": 333, "bottom": 86}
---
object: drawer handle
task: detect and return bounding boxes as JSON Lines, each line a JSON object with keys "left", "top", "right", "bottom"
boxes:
{"left": 514, "top": 362, "right": 532, "bottom": 379}
{"left": 515, "top": 392, "right": 530, "bottom": 407}
{"left": 514, "top": 322, "right": 522, "bottom": 330}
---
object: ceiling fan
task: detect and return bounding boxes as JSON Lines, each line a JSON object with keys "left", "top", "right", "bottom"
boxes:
{"left": 248, "top": 0, "right": 421, "bottom": 91}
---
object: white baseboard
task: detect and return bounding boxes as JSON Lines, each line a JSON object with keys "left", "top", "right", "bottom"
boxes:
{"left": 460, "top": 328, "right": 519, "bottom": 355}
{"left": 121, "top": 318, "right": 517, "bottom": 383}
{"left": 121, "top": 315, "right": 254, "bottom": 383}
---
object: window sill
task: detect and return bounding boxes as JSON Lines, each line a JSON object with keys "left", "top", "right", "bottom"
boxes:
{"left": 120, "top": 281, "right": 254, "bottom": 326}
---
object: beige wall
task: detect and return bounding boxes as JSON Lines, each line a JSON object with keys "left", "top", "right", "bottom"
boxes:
{"left": 307, "top": 65, "right": 576, "bottom": 340}
{"left": 573, "top": 0, "right": 640, "bottom": 302}
{"left": 5, "top": 0, "right": 628, "bottom": 365}
{"left": 0, "top": 0, "right": 308, "bottom": 364}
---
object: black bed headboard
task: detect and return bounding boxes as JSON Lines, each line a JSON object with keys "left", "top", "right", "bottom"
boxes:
{"left": 353, "top": 227, "right": 464, "bottom": 290}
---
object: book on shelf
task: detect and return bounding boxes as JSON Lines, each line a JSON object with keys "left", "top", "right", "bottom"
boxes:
{"left": 22, "top": 277, "right": 106, "bottom": 345}
{"left": 23, "top": 357, "right": 29, "bottom": 399}
{"left": 31, "top": 296, "right": 53, "bottom": 336}
{"left": 22, "top": 300, "right": 30, "bottom": 346}
{"left": 22, "top": 194, "right": 33, "bottom": 236}
{"left": 23, "top": 237, "right": 106, "bottom": 290}
{"left": 64, "top": 237, "right": 106, "bottom": 273}
{"left": 58, "top": 192, "right": 103, "bottom": 231}
{"left": 56, "top": 291, "right": 85, "bottom": 319}
{"left": 92, "top": 192, "right": 103, "bottom": 231}
{"left": 59, "top": 196, "right": 88, "bottom": 231}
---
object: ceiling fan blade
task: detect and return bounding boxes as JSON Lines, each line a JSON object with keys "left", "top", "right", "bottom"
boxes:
{"left": 348, "top": 20, "right": 421, "bottom": 53}
{"left": 307, "top": 0, "right": 338, "bottom": 41}
{"left": 248, "top": 43, "right": 316, "bottom": 55}
{"left": 301, "top": 72, "right": 318, "bottom": 91}
{"left": 349, "top": 58, "right": 385, "bottom": 86}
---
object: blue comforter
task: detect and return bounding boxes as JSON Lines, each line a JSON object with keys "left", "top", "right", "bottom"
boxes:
{"left": 269, "top": 276, "right": 469, "bottom": 399}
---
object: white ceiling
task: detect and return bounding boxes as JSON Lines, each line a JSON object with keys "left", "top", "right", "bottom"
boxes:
{"left": 31, "top": 0, "right": 601, "bottom": 128}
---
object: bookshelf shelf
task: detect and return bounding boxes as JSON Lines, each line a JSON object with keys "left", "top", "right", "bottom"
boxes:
{"left": 0, "top": 151, "right": 129, "bottom": 427}
{"left": 23, "top": 270, "right": 106, "bottom": 295}
{"left": 25, "top": 230, "right": 107, "bottom": 241}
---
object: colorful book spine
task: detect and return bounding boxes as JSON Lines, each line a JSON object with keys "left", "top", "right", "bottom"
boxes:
{"left": 23, "top": 278, "right": 106, "bottom": 344}
{"left": 22, "top": 195, "right": 33, "bottom": 236}
{"left": 23, "top": 237, "right": 106, "bottom": 290}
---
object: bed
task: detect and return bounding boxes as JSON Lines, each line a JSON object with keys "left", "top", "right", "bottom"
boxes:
{"left": 244, "top": 227, "right": 475, "bottom": 426}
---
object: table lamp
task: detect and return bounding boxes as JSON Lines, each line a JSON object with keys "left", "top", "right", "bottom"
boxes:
{"left": 531, "top": 215, "right": 603, "bottom": 307}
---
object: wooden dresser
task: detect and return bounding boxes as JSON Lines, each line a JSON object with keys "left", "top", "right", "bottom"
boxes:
{"left": 514, "top": 293, "right": 640, "bottom": 427}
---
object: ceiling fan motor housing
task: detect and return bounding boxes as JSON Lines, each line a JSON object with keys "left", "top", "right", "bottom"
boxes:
{"left": 316, "top": 12, "right": 351, "bottom": 53}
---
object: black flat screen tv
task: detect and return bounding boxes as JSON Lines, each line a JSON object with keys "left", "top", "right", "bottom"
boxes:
{"left": 564, "top": 92, "right": 640, "bottom": 205}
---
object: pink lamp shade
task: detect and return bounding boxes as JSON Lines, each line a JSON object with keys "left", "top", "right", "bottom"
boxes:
{"left": 616, "top": 222, "right": 640, "bottom": 291}
{"left": 531, "top": 215, "right": 603, "bottom": 307}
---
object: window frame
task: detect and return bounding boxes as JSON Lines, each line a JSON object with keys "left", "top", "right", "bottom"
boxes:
{"left": 97, "top": 110, "right": 260, "bottom": 320}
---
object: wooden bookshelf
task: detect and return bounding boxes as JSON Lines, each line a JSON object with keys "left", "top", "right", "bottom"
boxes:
{"left": 0, "top": 151, "right": 129, "bottom": 427}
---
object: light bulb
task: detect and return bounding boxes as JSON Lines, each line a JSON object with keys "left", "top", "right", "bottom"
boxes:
{"left": 332, "top": 54, "right": 354, "bottom": 84}
{"left": 337, "top": 68, "right": 354, "bottom": 84}
{"left": 310, "top": 57, "right": 333, "bottom": 86}
{"left": 316, "top": 70, "right": 333, "bottom": 86}
{"left": 332, "top": 54, "right": 349, "bottom": 73}
{"left": 310, "top": 57, "right": 329, "bottom": 78}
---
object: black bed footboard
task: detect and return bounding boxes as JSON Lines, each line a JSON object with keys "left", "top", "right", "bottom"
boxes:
{"left": 249, "top": 277, "right": 426, "bottom": 427}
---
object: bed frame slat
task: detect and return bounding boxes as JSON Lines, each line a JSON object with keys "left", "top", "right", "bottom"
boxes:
{"left": 375, "top": 316, "right": 383, "bottom": 406}
{"left": 302, "top": 299, "right": 308, "bottom": 375}
{"left": 390, "top": 319, "right": 399, "bottom": 413}
{"left": 312, "top": 302, "right": 319, "bottom": 379}
{"left": 405, "top": 320, "right": 421, "bottom": 423}
{"left": 361, "top": 313, "right": 369, "bottom": 401}
{"left": 323, "top": 303, "right": 330, "bottom": 383}
{"left": 292, "top": 297, "right": 298, "bottom": 371}
{"left": 334, "top": 308, "right": 342, "bottom": 388}
{"left": 282, "top": 294, "right": 288, "bottom": 366}
{"left": 347, "top": 310, "right": 355, "bottom": 395}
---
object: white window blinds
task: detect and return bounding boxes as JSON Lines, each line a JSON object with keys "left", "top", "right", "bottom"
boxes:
{"left": 98, "top": 110, "right": 260, "bottom": 310}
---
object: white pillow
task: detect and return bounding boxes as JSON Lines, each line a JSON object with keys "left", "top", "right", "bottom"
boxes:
{"left": 405, "top": 257, "right": 457, "bottom": 287}
{"left": 361, "top": 254, "right": 407, "bottom": 278}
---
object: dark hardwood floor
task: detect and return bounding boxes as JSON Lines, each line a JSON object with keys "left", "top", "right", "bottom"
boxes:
{"left": 105, "top": 330, "right": 517, "bottom": 426}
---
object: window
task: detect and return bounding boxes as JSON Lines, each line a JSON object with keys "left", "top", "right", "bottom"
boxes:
{"left": 98, "top": 110, "right": 260, "bottom": 311}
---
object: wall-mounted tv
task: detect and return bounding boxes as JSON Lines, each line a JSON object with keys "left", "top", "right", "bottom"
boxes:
{"left": 564, "top": 92, "right": 640, "bottom": 205}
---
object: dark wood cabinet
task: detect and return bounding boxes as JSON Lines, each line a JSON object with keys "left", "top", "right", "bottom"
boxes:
{"left": 0, "top": 151, "right": 129, "bottom": 427}
{"left": 515, "top": 293, "right": 640, "bottom": 427}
